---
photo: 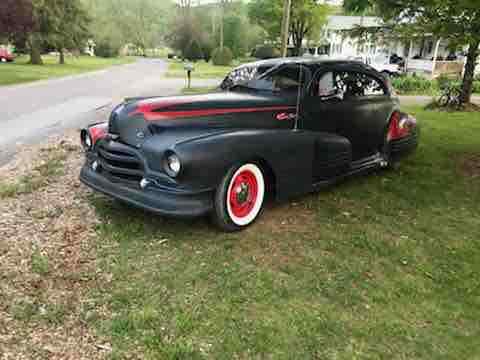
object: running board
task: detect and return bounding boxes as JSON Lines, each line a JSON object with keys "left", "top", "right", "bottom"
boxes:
{"left": 312, "top": 152, "right": 386, "bottom": 190}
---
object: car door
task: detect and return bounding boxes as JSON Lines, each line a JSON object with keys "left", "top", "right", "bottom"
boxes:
{"left": 302, "top": 68, "right": 392, "bottom": 159}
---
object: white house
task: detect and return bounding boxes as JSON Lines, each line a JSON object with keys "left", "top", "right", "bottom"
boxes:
{"left": 318, "top": 15, "right": 469, "bottom": 78}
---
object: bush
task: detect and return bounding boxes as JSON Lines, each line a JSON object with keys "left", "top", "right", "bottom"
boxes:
{"left": 254, "top": 45, "right": 280, "bottom": 59}
{"left": 473, "top": 81, "right": 480, "bottom": 94}
{"left": 391, "top": 75, "right": 436, "bottom": 94}
{"left": 202, "top": 40, "right": 214, "bottom": 63}
{"left": 212, "top": 47, "right": 233, "bottom": 66}
{"left": 184, "top": 40, "right": 204, "bottom": 62}
{"left": 95, "top": 40, "right": 119, "bottom": 58}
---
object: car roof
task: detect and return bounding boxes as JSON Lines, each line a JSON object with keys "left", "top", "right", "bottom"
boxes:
{"left": 235, "top": 57, "right": 379, "bottom": 76}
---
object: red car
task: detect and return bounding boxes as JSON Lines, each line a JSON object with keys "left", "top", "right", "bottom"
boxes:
{"left": 0, "top": 48, "right": 14, "bottom": 63}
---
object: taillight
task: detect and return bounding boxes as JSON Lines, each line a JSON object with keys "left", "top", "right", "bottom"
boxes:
{"left": 387, "top": 112, "right": 415, "bottom": 142}
{"left": 81, "top": 123, "right": 108, "bottom": 150}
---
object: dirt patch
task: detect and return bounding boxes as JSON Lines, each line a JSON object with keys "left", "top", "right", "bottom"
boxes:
{"left": 457, "top": 153, "right": 480, "bottom": 179}
{"left": 0, "top": 131, "right": 110, "bottom": 359}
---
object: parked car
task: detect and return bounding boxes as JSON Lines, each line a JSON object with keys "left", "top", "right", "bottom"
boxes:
{"left": 80, "top": 58, "right": 418, "bottom": 231}
{"left": 352, "top": 55, "right": 403, "bottom": 77}
{"left": 0, "top": 48, "right": 14, "bottom": 63}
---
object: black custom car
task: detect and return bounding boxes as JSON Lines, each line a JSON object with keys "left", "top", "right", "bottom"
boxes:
{"left": 80, "top": 58, "right": 418, "bottom": 231}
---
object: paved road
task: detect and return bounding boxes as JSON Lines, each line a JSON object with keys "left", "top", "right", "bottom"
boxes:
{"left": 0, "top": 58, "right": 220, "bottom": 164}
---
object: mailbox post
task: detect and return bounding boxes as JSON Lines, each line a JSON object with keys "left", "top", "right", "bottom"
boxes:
{"left": 184, "top": 62, "right": 194, "bottom": 89}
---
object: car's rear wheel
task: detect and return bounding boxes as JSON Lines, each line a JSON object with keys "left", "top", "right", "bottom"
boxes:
{"left": 213, "top": 163, "right": 265, "bottom": 232}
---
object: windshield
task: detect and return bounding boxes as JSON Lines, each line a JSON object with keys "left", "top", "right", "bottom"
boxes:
{"left": 222, "top": 64, "right": 309, "bottom": 94}
{"left": 220, "top": 65, "right": 273, "bottom": 90}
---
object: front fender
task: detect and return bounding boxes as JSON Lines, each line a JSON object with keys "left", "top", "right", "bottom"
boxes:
{"left": 174, "top": 129, "right": 318, "bottom": 200}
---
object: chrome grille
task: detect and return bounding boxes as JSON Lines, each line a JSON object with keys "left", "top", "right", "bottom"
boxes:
{"left": 97, "top": 142, "right": 144, "bottom": 183}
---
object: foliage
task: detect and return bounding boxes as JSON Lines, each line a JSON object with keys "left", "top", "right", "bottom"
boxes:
{"left": 254, "top": 45, "right": 281, "bottom": 59}
{"left": 212, "top": 46, "right": 233, "bottom": 66}
{"left": 248, "top": 0, "right": 283, "bottom": 42}
{"left": 248, "top": 0, "right": 330, "bottom": 55}
{"left": 95, "top": 40, "right": 119, "bottom": 58}
{"left": 391, "top": 76, "right": 436, "bottom": 94}
{"left": 391, "top": 75, "right": 480, "bottom": 95}
{"left": 48, "top": 0, "right": 91, "bottom": 64}
{"left": 223, "top": 15, "right": 248, "bottom": 58}
{"left": 83, "top": 0, "right": 174, "bottom": 57}
{"left": 366, "top": 0, "right": 480, "bottom": 105}
{"left": 0, "top": 0, "right": 35, "bottom": 40}
{"left": 201, "top": 39, "right": 214, "bottom": 63}
{"left": 166, "top": 60, "right": 235, "bottom": 79}
{"left": 184, "top": 40, "right": 204, "bottom": 62}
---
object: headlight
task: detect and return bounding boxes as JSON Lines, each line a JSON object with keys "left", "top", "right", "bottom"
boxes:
{"left": 164, "top": 152, "right": 181, "bottom": 177}
{"left": 80, "top": 129, "right": 93, "bottom": 150}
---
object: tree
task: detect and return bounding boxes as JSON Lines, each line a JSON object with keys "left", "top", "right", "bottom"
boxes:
{"left": 49, "top": 0, "right": 90, "bottom": 64}
{"left": 347, "top": 0, "right": 480, "bottom": 105}
{"left": 248, "top": 0, "right": 283, "bottom": 42}
{"left": 249, "top": 0, "right": 330, "bottom": 56}
{"left": 290, "top": 0, "right": 329, "bottom": 56}
{"left": 280, "top": 0, "right": 292, "bottom": 57}
{"left": 0, "top": 0, "right": 35, "bottom": 41}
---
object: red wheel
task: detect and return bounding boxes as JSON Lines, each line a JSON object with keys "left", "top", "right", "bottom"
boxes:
{"left": 213, "top": 163, "right": 266, "bottom": 231}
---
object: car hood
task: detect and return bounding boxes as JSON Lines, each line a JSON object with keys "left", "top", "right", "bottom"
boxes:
{"left": 109, "top": 91, "right": 297, "bottom": 147}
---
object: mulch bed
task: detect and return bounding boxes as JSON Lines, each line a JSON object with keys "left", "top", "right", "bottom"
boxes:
{"left": 0, "top": 132, "right": 112, "bottom": 359}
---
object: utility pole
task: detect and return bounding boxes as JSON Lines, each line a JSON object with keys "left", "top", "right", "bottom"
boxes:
{"left": 280, "top": 0, "right": 292, "bottom": 57}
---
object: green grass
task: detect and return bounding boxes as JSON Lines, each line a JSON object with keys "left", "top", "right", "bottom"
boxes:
{"left": 181, "top": 86, "right": 217, "bottom": 95}
{"left": 85, "top": 107, "right": 480, "bottom": 359}
{"left": 166, "top": 60, "right": 235, "bottom": 79}
{"left": 0, "top": 55, "right": 135, "bottom": 86}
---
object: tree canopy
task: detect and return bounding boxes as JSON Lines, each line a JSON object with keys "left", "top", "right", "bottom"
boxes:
{"left": 248, "top": 0, "right": 330, "bottom": 55}
{"left": 346, "top": 0, "right": 480, "bottom": 105}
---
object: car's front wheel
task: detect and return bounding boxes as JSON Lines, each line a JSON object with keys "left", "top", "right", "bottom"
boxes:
{"left": 213, "top": 163, "right": 265, "bottom": 232}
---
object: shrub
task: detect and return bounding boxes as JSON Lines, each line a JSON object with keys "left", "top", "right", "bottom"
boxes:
{"left": 212, "top": 47, "right": 233, "bottom": 66}
{"left": 184, "top": 40, "right": 204, "bottom": 62}
{"left": 254, "top": 45, "right": 280, "bottom": 59}
{"left": 202, "top": 40, "right": 214, "bottom": 63}
{"left": 391, "top": 75, "right": 435, "bottom": 94}
{"left": 95, "top": 40, "right": 119, "bottom": 58}
{"left": 473, "top": 81, "right": 480, "bottom": 94}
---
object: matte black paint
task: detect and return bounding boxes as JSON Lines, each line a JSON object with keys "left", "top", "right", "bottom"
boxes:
{"left": 80, "top": 59, "right": 418, "bottom": 218}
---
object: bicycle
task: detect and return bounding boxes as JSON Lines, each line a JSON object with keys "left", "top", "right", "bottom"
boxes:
{"left": 438, "top": 83, "right": 462, "bottom": 107}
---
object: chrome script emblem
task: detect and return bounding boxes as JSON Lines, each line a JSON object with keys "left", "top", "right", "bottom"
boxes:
{"left": 136, "top": 131, "right": 145, "bottom": 139}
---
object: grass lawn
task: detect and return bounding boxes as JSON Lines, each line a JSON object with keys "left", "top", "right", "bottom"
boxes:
{"left": 85, "top": 107, "right": 480, "bottom": 359}
{"left": 181, "top": 86, "right": 218, "bottom": 95}
{"left": 0, "top": 55, "right": 135, "bottom": 86}
{"left": 166, "top": 60, "right": 235, "bottom": 79}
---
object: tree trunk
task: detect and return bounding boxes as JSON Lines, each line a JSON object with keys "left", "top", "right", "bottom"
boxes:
{"left": 59, "top": 49, "right": 65, "bottom": 65}
{"left": 28, "top": 35, "right": 43, "bottom": 65}
{"left": 220, "top": 0, "right": 224, "bottom": 49}
{"left": 459, "top": 39, "right": 480, "bottom": 105}
{"left": 280, "top": 0, "right": 292, "bottom": 57}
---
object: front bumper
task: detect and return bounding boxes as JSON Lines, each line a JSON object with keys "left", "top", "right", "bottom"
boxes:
{"left": 80, "top": 164, "right": 213, "bottom": 218}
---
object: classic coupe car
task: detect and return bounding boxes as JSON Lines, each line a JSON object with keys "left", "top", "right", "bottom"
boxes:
{"left": 80, "top": 58, "right": 418, "bottom": 231}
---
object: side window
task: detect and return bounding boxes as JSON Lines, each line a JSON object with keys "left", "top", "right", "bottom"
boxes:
{"left": 317, "top": 72, "right": 337, "bottom": 97}
{"left": 335, "top": 71, "right": 386, "bottom": 98}
{"left": 262, "top": 65, "right": 311, "bottom": 93}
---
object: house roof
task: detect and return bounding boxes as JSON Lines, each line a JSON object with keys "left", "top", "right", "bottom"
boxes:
{"left": 326, "top": 15, "right": 383, "bottom": 30}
